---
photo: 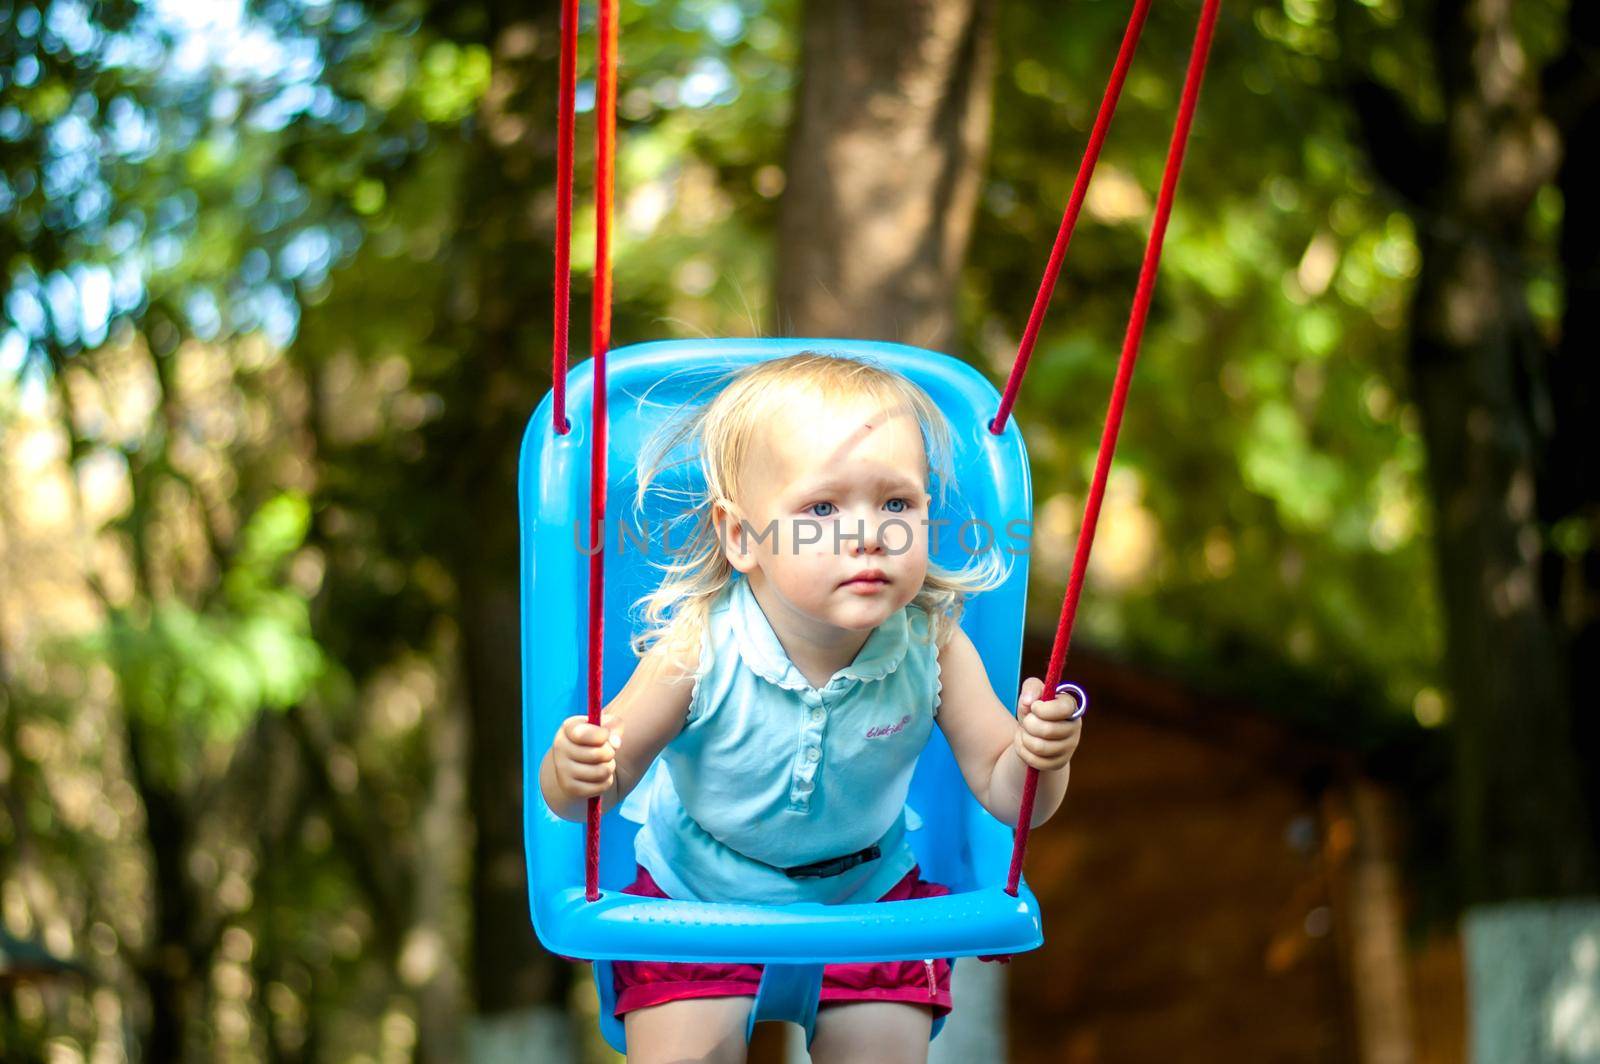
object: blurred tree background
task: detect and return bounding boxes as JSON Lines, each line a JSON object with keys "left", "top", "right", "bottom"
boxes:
{"left": 0, "top": 0, "right": 1594, "bottom": 1060}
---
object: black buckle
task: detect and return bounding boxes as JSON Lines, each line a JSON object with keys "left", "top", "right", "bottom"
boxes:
{"left": 783, "top": 844, "right": 881, "bottom": 879}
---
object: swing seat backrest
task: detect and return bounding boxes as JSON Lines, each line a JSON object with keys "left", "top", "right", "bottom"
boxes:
{"left": 521, "top": 339, "right": 1043, "bottom": 969}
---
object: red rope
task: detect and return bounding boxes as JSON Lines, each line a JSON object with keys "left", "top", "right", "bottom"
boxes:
{"left": 552, "top": 0, "right": 578, "bottom": 435}
{"left": 1006, "top": 0, "right": 1222, "bottom": 898}
{"left": 990, "top": 0, "right": 1152, "bottom": 436}
{"left": 584, "top": 0, "right": 620, "bottom": 904}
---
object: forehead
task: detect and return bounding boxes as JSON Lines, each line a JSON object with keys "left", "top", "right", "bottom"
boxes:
{"left": 758, "top": 390, "right": 927, "bottom": 486}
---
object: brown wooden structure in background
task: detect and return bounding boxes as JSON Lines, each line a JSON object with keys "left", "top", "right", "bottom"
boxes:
{"left": 1008, "top": 647, "right": 1465, "bottom": 1064}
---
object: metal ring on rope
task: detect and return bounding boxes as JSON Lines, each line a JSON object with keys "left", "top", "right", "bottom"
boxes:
{"left": 1054, "top": 682, "right": 1089, "bottom": 722}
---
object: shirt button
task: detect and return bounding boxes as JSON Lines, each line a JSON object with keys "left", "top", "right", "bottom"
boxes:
{"left": 806, "top": 748, "right": 820, "bottom": 763}
{"left": 810, "top": 708, "right": 823, "bottom": 723}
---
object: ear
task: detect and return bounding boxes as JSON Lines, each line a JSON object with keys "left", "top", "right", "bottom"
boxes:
{"left": 712, "top": 498, "right": 758, "bottom": 575}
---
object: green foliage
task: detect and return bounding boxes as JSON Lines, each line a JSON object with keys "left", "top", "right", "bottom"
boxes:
{"left": 73, "top": 492, "right": 322, "bottom": 755}
{"left": 971, "top": 0, "right": 1442, "bottom": 717}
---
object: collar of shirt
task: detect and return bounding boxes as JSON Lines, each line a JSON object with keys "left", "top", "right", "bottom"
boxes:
{"left": 727, "top": 576, "right": 911, "bottom": 693}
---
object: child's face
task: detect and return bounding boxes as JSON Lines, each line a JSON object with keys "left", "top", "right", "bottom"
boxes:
{"left": 718, "top": 390, "right": 931, "bottom": 633}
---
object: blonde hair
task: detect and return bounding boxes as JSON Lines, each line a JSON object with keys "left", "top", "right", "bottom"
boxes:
{"left": 629, "top": 352, "right": 1007, "bottom": 662}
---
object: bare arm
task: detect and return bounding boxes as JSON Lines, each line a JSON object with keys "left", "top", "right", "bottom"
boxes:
{"left": 538, "top": 636, "right": 698, "bottom": 823}
{"left": 934, "top": 626, "right": 1083, "bottom": 829}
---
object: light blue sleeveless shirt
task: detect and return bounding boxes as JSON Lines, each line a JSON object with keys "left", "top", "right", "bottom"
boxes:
{"left": 623, "top": 576, "right": 942, "bottom": 905}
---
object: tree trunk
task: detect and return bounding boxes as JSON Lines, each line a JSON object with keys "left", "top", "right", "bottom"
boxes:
{"left": 1543, "top": 0, "right": 1600, "bottom": 860}
{"left": 1346, "top": 0, "right": 1600, "bottom": 1058}
{"left": 123, "top": 714, "right": 203, "bottom": 1062}
{"left": 417, "top": 1, "right": 576, "bottom": 1058}
{"left": 1324, "top": 782, "right": 1417, "bottom": 1064}
{"left": 1398, "top": 0, "right": 1597, "bottom": 907}
{"left": 776, "top": 0, "right": 998, "bottom": 352}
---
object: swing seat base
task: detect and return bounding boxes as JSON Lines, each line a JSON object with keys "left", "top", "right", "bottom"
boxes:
{"left": 561, "top": 884, "right": 1041, "bottom": 1054}
{"left": 541, "top": 884, "right": 1042, "bottom": 966}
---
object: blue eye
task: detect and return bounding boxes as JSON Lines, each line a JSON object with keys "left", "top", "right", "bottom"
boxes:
{"left": 885, "top": 498, "right": 909, "bottom": 513}
{"left": 808, "top": 502, "right": 836, "bottom": 517}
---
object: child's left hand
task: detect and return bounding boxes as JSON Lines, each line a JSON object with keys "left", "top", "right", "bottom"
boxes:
{"left": 1012, "top": 677, "right": 1084, "bottom": 772}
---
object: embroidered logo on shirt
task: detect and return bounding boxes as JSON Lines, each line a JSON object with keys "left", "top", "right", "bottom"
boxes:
{"left": 865, "top": 714, "right": 912, "bottom": 740}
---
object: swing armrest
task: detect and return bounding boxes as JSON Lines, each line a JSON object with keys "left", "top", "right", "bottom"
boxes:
{"left": 534, "top": 884, "right": 1044, "bottom": 964}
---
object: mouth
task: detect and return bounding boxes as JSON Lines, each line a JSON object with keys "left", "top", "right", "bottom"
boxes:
{"left": 841, "top": 570, "right": 890, "bottom": 589}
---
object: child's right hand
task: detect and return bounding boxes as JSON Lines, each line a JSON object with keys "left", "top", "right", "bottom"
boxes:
{"left": 550, "top": 713, "right": 625, "bottom": 801}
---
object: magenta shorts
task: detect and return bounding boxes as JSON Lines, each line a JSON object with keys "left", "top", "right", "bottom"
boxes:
{"left": 607, "top": 863, "right": 954, "bottom": 1019}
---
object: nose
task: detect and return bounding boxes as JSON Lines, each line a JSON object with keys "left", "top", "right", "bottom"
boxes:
{"left": 846, "top": 511, "right": 886, "bottom": 556}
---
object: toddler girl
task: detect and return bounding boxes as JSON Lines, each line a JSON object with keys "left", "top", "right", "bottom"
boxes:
{"left": 540, "top": 353, "right": 1084, "bottom": 1064}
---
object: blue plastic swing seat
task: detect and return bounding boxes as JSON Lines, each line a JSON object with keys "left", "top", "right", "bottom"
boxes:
{"left": 521, "top": 339, "right": 1043, "bottom": 1054}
